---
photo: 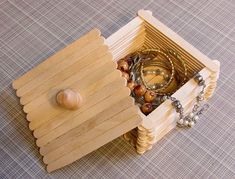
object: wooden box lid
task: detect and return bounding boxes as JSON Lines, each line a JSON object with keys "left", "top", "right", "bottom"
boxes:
{"left": 12, "top": 29, "right": 142, "bottom": 172}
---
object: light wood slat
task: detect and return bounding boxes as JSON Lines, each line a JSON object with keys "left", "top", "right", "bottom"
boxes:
{"left": 111, "top": 32, "right": 145, "bottom": 54}
{"left": 12, "top": 29, "right": 101, "bottom": 89}
{"left": 44, "top": 108, "right": 138, "bottom": 164}
{"left": 106, "top": 24, "right": 145, "bottom": 61}
{"left": 143, "top": 67, "right": 211, "bottom": 129}
{"left": 112, "top": 41, "right": 145, "bottom": 61}
{"left": 42, "top": 104, "right": 137, "bottom": 163}
{"left": 143, "top": 38, "right": 161, "bottom": 49}
{"left": 105, "top": 19, "right": 145, "bottom": 62}
{"left": 108, "top": 26, "right": 145, "bottom": 50}
{"left": 150, "top": 74, "right": 210, "bottom": 128}
{"left": 28, "top": 72, "right": 123, "bottom": 131}
{"left": 151, "top": 97, "right": 201, "bottom": 148}
{"left": 46, "top": 114, "right": 141, "bottom": 172}
{"left": 110, "top": 32, "right": 145, "bottom": 55}
{"left": 152, "top": 92, "right": 205, "bottom": 140}
{"left": 111, "top": 35, "right": 145, "bottom": 61}
{"left": 26, "top": 60, "right": 117, "bottom": 124}
{"left": 112, "top": 41, "right": 144, "bottom": 61}
{"left": 153, "top": 122, "right": 175, "bottom": 144}
{"left": 144, "top": 28, "right": 204, "bottom": 70}
{"left": 144, "top": 39, "right": 198, "bottom": 75}
{"left": 106, "top": 28, "right": 145, "bottom": 51}
{"left": 39, "top": 97, "right": 135, "bottom": 155}
{"left": 22, "top": 51, "right": 112, "bottom": 110}
{"left": 144, "top": 34, "right": 202, "bottom": 70}
{"left": 36, "top": 87, "right": 131, "bottom": 147}
{"left": 138, "top": 10, "right": 218, "bottom": 71}
{"left": 106, "top": 16, "right": 143, "bottom": 47}
{"left": 16, "top": 37, "right": 105, "bottom": 97}
{"left": 21, "top": 46, "right": 110, "bottom": 106}
{"left": 33, "top": 78, "right": 127, "bottom": 138}
{"left": 144, "top": 36, "right": 203, "bottom": 71}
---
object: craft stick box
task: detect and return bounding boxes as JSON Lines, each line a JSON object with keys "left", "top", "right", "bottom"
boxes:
{"left": 12, "top": 10, "right": 220, "bottom": 172}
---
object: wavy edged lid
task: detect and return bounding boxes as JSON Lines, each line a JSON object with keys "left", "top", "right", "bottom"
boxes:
{"left": 12, "top": 28, "right": 142, "bottom": 172}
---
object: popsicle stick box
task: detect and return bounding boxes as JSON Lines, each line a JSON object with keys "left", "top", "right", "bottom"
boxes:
{"left": 12, "top": 10, "right": 220, "bottom": 172}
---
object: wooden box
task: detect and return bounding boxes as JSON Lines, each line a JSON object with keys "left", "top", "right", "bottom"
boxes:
{"left": 12, "top": 10, "right": 220, "bottom": 172}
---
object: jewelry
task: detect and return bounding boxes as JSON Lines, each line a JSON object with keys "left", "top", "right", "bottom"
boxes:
{"left": 117, "top": 48, "right": 193, "bottom": 117}
{"left": 141, "top": 60, "right": 172, "bottom": 91}
{"left": 128, "top": 51, "right": 176, "bottom": 95}
{"left": 140, "top": 60, "right": 180, "bottom": 95}
{"left": 140, "top": 49, "right": 175, "bottom": 92}
{"left": 166, "top": 49, "right": 188, "bottom": 86}
{"left": 117, "top": 48, "right": 208, "bottom": 127}
{"left": 165, "top": 73, "right": 208, "bottom": 128}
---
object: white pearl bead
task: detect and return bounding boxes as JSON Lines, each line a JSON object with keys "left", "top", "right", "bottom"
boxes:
{"left": 184, "top": 120, "right": 189, "bottom": 126}
{"left": 178, "top": 119, "right": 184, "bottom": 124}
{"left": 189, "top": 121, "right": 195, "bottom": 127}
{"left": 194, "top": 115, "right": 199, "bottom": 121}
{"left": 189, "top": 112, "right": 194, "bottom": 118}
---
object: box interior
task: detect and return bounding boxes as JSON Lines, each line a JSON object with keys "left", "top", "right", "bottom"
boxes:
{"left": 107, "top": 19, "right": 208, "bottom": 148}
{"left": 109, "top": 21, "right": 205, "bottom": 76}
{"left": 108, "top": 20, "right": 206, "bottom": 107}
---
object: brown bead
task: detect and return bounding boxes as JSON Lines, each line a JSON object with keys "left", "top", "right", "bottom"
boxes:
{"left": 134, "top": 84, "right": 146, "bottom": 96}
{"left": 141, "top": 103, "right": 153, "bottom": 114}
{"left": 117, "top": 60, "right": 129, "bottom": 71}
{"left": 122, "top": 72, "right": 130, "bottom": 80}
{"left": 124, "top": 54, "right": 134, "bottom": 66}
{"left": 144, "top": 90, "right": 156, "bottom": 103}
{"left": 127, "top": 80, "right": 136, "bottom": 90}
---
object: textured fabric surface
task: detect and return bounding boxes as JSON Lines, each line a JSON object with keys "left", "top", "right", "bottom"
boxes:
{"left": 0, "top": 0, "right": 234, "bottom": 178}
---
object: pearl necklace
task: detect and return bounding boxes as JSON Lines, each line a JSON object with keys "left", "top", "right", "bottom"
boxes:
{"left": 166, "top": 73, "right": 209, "bottom": 128}
{"left": 117, "top": 49, "right": 209, "bottom": 128}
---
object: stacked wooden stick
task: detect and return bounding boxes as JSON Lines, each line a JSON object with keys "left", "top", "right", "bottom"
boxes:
{"left": 12, "top": 29, "right": 142, "bottom": 172}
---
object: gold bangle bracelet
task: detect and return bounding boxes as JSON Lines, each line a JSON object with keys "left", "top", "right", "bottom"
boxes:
{"left": 166, "top": 49, "right": 188, "bottom": 85}
{"left": 140, "top": 49, "right": 175, "bottom": 93}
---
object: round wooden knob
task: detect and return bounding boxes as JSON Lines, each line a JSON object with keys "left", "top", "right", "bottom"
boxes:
{"left": 56, "top": 89, "right": 82, "bottom": 110}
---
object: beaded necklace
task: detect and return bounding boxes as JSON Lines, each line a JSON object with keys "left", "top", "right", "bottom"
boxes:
{"left": 117, "top": 49, "right": 208, "bottom": 128}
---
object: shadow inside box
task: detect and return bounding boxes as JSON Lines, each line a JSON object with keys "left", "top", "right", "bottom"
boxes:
{"left": 0, "top": 86, "right": 45, "bottom": 167}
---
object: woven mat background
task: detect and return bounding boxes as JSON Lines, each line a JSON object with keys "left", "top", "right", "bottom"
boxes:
{"left": 0, "top": 0, "right": 234, "bottom": 178}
